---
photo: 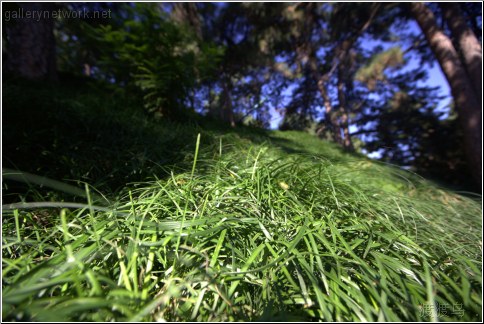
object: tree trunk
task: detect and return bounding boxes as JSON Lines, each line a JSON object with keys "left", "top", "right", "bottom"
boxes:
{"left": 308, "top": 53, "right": 342, "bottom": 144}
{"left": 340, "top": 112, "right": 353, "bottom": 151}
{"left": 409, "top": 2, "right": 482, "bottom": 188}
{"left": 318, "top": 4, "right": 380, "bottom": 149}
{"left": 4, "top": 3, "right": 57, "bottom": 81}
{"left": 337, "top": 53, "right": 354, "bottom": 151}
{"left": 440, "top": 3, "right": 482, "bottom": 104}
{"left": 171, "top": 3, "right": 202, "bottom": 39}
{"left": 320, "top": 79, "right": 343, "bottom": 145}
{"left": 221, "top": 76, "right": 235, "bottom": 127}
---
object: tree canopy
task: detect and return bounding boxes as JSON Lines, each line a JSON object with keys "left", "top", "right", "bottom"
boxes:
{"left": 3, "top": 2, "right": 481, "bottom": 190}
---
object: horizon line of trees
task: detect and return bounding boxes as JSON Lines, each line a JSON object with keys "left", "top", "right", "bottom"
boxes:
{"left": 3, "top": 2, "right": 482, "bottom": 190}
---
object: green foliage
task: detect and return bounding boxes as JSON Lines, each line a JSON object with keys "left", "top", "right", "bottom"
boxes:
{"left": 77, "top": 3, "right": 223, "bottom": 119}
{"left": 356, "top": 71, "right": 475, "bottom": 190}
{"left": 2, "top": 81, "right": 482, "bottom": 321}
{"left": 410, "top": 106, "right": 473, "bottom": 189}
{"left": 355, "top": 46, "right": 404, "bottom": 91}
{"left": 54, "top": 3, "right": 115, "bottom": 77}
{"left": 280, "top": 113, "right": 315, "bottom": 132}
{"left": 47, "top": 2, "right": 479, "bottom": 190}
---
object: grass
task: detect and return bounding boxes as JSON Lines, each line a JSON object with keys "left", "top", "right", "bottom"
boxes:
{"left": 2, "top": 78, "right": 482, "bottom": 321}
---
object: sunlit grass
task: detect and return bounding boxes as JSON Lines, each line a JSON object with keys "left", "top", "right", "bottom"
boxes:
{"left": 2, "top": 127, "right": 481, "bottom": 321}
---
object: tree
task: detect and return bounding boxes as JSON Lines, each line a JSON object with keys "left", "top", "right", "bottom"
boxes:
{"left": 26, "top": 2, "right": 477, "bottom": 189}
{"left": 75, "top": 3, "right": 222, "bottom": 119}
{"left": 440, "top": 3, "right": 482, "bottom": 104}
{"left": 4, "top": 2, "right": 57, "bottom": 80}
{"left": 280, "top": 3, "right": 384, "bottom": 150}
{"left": 353, "top": 63, "right": 453, "bottom": 175}
{"left": 198, "top": 3, "right": 290, "bottom": 127}
{"left": 54, "top": 3, "right": 118, "bottom": 78}
{"left": 279, "top": 3, "right": 330, "bottom": 133}
{"left": 170, "top": 2, "right": 202, "bottom": 40}
{"left": 408, "top": 2, "right": 482, "bottom": 187}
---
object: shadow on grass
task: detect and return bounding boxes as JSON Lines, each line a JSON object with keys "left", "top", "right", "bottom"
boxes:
{"left": 3, "top": 76, "right": 478, "bottom": 205}
{"left": 2, "top": 77, "right": 197, "bottom": 201}
{"left": 2, "top": 77, "right": 288, "bottom": 203}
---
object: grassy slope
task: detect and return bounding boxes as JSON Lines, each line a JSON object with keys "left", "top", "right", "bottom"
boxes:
{"left": 2, "top": 79, "right": 482, "bottom": 321}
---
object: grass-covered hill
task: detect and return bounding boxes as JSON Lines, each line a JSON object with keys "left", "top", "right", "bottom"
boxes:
{"left": 2, "top": 78, "right": 482, "bottom": 321}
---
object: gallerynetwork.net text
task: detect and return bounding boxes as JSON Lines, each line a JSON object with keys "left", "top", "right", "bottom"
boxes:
{"left": 4, "top": 8, "right": 111, "bottom": 22}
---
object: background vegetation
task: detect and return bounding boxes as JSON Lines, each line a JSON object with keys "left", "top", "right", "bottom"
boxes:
{"left": 2, "top": 2, "right": 482, "bottom": 322}
{"left": 3, "top": 2, "right": 481, "bottom": 190}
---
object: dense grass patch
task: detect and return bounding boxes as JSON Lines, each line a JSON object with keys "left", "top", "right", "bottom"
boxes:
{"left": 2, "top": 80, "right": 482, "bottom": 321}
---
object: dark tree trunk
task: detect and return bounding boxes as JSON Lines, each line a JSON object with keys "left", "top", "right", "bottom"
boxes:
{"left": 337, "top": 52, "right": 354, "bottom": 151}
{"left": 5, "top": 3, "right": 57, "bottom": 81}
{"left": 440, "top": 3, "right": 482, "bottom": 104}
{"left": 409, "top": 2, "right": 482, "bottom": 188}
{"left": 221, "top": 76, "right": 235, "bottom": 127}
{"left": 316, "top": 77, "right": 342, "bottom": 145}
{"left": 307, "top": 52, "right": 342, "bottom": 144}
{"left": 171, "top": 3, "right": 202, "bottom": 39}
